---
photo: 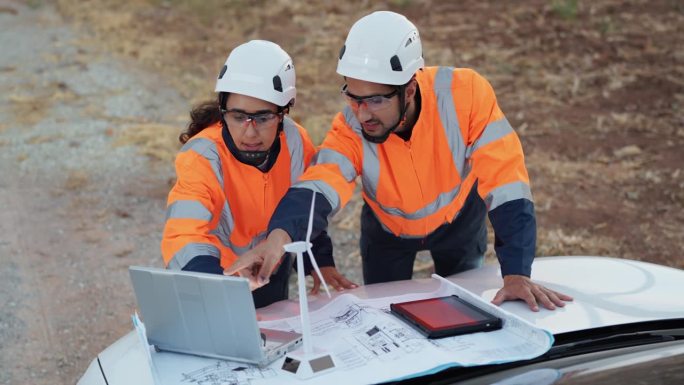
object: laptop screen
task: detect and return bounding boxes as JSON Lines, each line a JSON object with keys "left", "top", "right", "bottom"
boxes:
{"left": 129, "top": 266, "right": 299, "bottom": 365}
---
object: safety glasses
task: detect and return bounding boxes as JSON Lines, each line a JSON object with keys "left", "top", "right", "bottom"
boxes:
{"left": 223, "top": 109, "right": 282, "bottom": 131}
{"left": 341, "top": 84, "right": 399, "bottom": 112}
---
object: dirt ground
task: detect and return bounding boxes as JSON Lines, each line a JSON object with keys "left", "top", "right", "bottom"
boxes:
{"left": 0, "top": 0, "right": 682, "bottom": 384}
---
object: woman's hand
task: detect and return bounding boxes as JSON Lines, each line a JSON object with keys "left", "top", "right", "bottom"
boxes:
{"left": 224, "top": 229, "right": 292, "bottom": 288}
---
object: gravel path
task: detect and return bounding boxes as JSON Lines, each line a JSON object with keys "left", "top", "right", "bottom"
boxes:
{"left": 0, "top": 2, "right": 436, "bottom": 383}
{"left": 0, "top": 2, "right": 185, "bottom": 383}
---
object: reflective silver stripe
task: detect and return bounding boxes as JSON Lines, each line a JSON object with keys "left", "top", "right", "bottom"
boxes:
{"left": 342, "top": 73, "right": 467, "bottom": 220}
{"left": 210, "top": 201, "right": 234, "bottom": 249}
{"left": 361, "top": 138, "right": 380, "bottom": 202}
{"left": 313, "top": 149, "right": 357, "bottom": 183}
{"left": 283, "top": 117, "right": 305, "bottom": 184}
{"left": 215, "top": 230, "right": 268, "bottom": 256}
{"left": 244, "top": 231, "right": 268, "bottom": 253}
{"left": 180, "top": 138, "right": 224, "bottom": 188}
{"left": 209, "top": 201, "right": 268, "bottom": 256}
{"left": 210, "top": 229, "right": 268, "bottom": 256}
{"left": 469, "top": 118, "right": 514, "bottom": 156}
{"left": 291, "top": 181, "right": 341, "bottom": 214}
{"left": 165, "top": 200, "right": 212, "bottom": 221}
{"left": 435, "top": 66, "right": 467, "bottom": 177}
{"left": 384, "top": 185, "right": 465, "bottom": 220}
{"left": 167, "top": 243, "right": 220, "bottom": 270}
{"left": 345, "top": 95, "right": 466, "bottom": 220}
{"left": 485, "top": 181, "right": 533, "bottom": 211}
{"left": 342, "top": 107, "right": 381, "bottom": 202}
{"left": 175, "top": 137, "right": 269, "bottom": 262}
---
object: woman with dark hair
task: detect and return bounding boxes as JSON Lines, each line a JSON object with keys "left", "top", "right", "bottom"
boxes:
{"left": 162, "top": 40, "right": 356, "bottom": 308}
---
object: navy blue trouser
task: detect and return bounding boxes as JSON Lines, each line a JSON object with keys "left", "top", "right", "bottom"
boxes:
{"left": 360, "top": 185, "right": 487, "bottom": 285}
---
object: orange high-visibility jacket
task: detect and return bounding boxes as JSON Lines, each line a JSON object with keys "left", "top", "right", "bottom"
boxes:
{"left": 295, "top": 66, "right": 532, "bottom": 238}
{"left": 161, "top": 117, "right": 315, "bottom": 269}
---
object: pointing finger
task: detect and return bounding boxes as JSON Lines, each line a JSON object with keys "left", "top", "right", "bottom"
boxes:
{"left": 225, "top": 254, "right": 259, "bottom": 276}
{"left": 257, "top": 255, "right": 282, "bottom": 286}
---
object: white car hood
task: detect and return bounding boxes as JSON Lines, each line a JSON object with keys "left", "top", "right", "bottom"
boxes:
{"left": 455, "top": 256, "right": 684, "bottom": 334}
{"left": 260, "top": 256, "right": 684, "bottom": 335}
{"left": 86, "top": 256, "right": 684, "bottom": 385}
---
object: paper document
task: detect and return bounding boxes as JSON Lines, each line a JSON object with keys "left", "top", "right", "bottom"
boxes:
{"left": 132, "top": 312, "right": 162, "bottom": 384}
{"left": 149, "top": 276, "right": 553, "bottom": 384}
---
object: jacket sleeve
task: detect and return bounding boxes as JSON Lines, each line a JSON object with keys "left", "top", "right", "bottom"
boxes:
{"left": 284, "top": 123, "right": 337, "bottom": 275}
{"left": 269, "top": 113, "right": 362, "bottom": 249}
{"left": 489, "top": 200, "right": 536, "bottom": 277}
{"left": 466, "top": 70, "right": 536, "bottom": 277}
{"left": 182, "top": 255, "right": 224, "bottom": 275}
{"left": 161, "top": 147, "right": 223, "bottom": 270}
{"left": 293, "top": 230, "right": 335, "bottom": 276}
{"left": 269, "top": 187, "right": 333, "bottom": 254}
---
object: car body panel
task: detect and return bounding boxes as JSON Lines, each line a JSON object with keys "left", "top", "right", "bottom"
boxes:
{"left": 449, "top": 340, "right": 684, "bottom": 385}
{"left": 78, "top": 256, "right": 684, "bottom": 384}
{"left": 261, "top": 256, "right": 684, "bottom": 334}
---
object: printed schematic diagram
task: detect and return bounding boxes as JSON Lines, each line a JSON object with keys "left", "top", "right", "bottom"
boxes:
{"left": 181, "top": 360, "right": 276, "bottom": 385}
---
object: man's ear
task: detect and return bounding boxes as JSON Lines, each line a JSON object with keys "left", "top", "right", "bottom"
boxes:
{"left": 404, "top": 78, "right": 418, "bottom": 101}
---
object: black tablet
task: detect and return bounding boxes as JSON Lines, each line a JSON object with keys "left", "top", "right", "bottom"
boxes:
{"left": 390, "top": 295, "right": 502, "bottom": 338}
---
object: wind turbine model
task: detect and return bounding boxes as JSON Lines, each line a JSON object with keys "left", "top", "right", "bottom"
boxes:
{"left": 280, "top": 191, "right": 338, "bottom": 378}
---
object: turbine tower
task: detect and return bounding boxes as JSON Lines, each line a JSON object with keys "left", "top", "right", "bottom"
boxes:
{"left": 280, "top": 191, "right": 338, "bottom": 378}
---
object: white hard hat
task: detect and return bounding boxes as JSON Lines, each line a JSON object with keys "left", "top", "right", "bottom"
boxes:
{"left": 215, "top": 40, "right": 296, "bottom": 107}
{"left": 337, "top": 11, "right": 424, "bottom": 85}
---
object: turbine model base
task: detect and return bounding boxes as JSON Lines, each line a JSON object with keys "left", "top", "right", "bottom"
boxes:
{"left": 281, "top": 347, "right": 338, "bottom": 379}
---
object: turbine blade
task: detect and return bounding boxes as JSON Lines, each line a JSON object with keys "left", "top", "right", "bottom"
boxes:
{"left": 307, "top": 247, "right": 331, "bottom": 298}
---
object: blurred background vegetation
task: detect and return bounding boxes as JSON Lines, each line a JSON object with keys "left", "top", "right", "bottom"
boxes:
{"left": 43, "top": 0, "right": 684, "bottom": 266}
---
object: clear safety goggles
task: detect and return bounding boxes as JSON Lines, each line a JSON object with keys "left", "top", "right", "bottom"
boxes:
{"left": 223, "top": 109, "right": 282, "bottom": 131}
{"left": 341, "top": 84, "right": 399, "bottom": 112}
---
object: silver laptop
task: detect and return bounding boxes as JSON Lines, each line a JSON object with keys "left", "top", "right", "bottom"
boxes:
{"left": 129, "top": 266, "right": 302, "bottom": 367}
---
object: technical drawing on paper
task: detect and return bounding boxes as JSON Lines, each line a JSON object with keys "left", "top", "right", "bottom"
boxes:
{"left": 151, "top": 283, "right": 553, "bottom": 385}
{"left": 347, "top": 319, "right": 427, "bottom": 363}
{"left": 310, "top": 303, "right": 375, "bottom": 336}
{"left": 180, "top": 360, "right": 276, "bottom": 385}
{"left": 333, "top": 304, "right": 365, "bottom": 328}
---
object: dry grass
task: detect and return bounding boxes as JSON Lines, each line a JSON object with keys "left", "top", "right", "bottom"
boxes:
{"left": 50, "top": 0, "right": 684, "bottom": 268}
{"left": 26, "top": 133, "right": 64, "bottom": 145}
{"left": 63, "top": 170, "right": 90, "bottom": 190}
{"left": 7, "top": 93, "right": 47, "bottom": 126}
{"left": 0, "top": 5, "right": 19, "bottom": 14}
{"left": 114, "top": 123, "right": 181, "bottom": 163}
{"left": 7, "top": 81, "right": 79, "bottom": 127}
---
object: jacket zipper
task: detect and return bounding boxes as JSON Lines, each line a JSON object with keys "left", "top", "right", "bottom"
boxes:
{"left": 406, "top": 140, "right": 427, "bottom": 235}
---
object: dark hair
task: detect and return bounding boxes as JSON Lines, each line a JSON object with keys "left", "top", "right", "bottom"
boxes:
{"left": 179, "top": 99, "right": 223, "bottom": 144}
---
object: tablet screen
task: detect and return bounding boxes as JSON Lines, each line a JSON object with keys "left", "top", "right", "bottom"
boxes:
{"left": 393, "top": 296, "right": 491, "bottom": 331}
